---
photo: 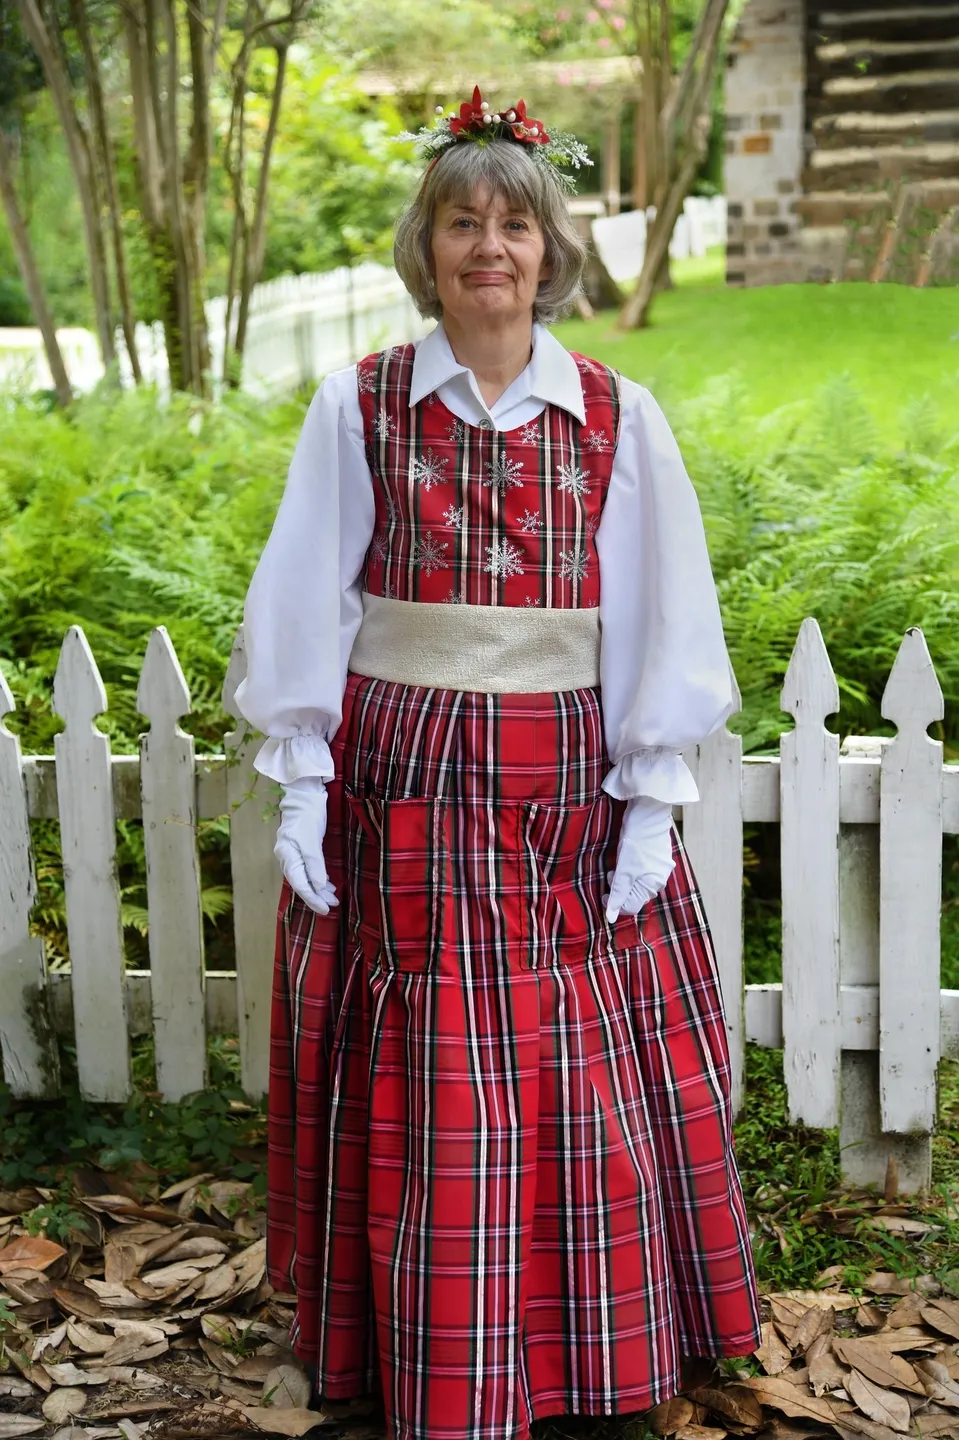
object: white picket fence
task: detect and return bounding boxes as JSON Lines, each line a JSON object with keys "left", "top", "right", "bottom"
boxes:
{"left": 1, "top": 617, "right": 957, "bottom": 1192}
{"left": 0, "top": 262, "right": 433, "bottom": 400}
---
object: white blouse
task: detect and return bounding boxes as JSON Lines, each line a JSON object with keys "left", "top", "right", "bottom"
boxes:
{"left": 234, "top": 322, "right": 733, "bottom": 805}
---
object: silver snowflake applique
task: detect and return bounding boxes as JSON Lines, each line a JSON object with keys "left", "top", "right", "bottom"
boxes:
{"left": 412, "top": 531, "right": 449, "bottom": 576}
{"left": 425, "top": 391, "right": 439, "bottom": 406}
{"left": 557, "top": 462, "right": 591, "bottom": 498}
{"left": 446, "top": 587, "right": 464, "bottom": 605}
{"left": 484, "top": 455, "right": 524, "bottom": 491}
{"left": 523, "top": 596, "right": 542, "bottom": 608}
{"left": 585, "top": 515, "right": 598, "bottom": 539}
{"left": 372, "top": 412, "right": 396, "bottom": 439}
{"left": 446, "top": 419, "right": 465, "bottom": 442}
{"left": 485, "top": 538, "right": 525, "bottom": 579}
{"left": 576, "top": 356, "right": 603, "bottom": 378}
{"left": 357, "top": 368, "right": 376, "bottom": 395}
{"left": 560, "top": 544, "right": 588, "bottom": 582}
{"left": 519, "top": 509, "right": 543, "bottom": 534}
{"left": 370, "top": 533, "right": 389, "bottom": 562}
{"left": 583, "top": 429, "right": 611, "bottom": 452}
{"left": 443, "top": 504, "right": 464, "bottom": 529}
{"left": 411, "top": 448, "right": 449, "bottom": 491}
{"left": 518, "top": 422, "right": 540, "bottom": 444}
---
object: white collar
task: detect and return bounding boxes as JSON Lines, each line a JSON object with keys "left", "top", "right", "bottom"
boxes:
{"left": 409, "top": 321, "right": 586, "bottom": 425}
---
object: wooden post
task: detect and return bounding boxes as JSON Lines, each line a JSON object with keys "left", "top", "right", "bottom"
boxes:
{"left": 779, "top": 618, "right": 841, "bottom": 1127}
{"left": 53, "top": 627, "right": 130, "bottom": 1102}
{"left": 879, "top": 628, "right": 942, "bottom": 1151}
{"left": 137, "top": 628, "right": 207, "bottom": 1100}
{"left": 681, "top": 666, "right": 745, "bottom": 1114}
{"left": 0, "top": 665, "right": 60, "bottom": 1097}
{"left": 222, "top": 626, "right": 282, "bottom": 1101}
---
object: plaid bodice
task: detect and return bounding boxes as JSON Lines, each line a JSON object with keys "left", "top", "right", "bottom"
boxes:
{"left": 357, "top": 342, "right": 621, "bottom": 608}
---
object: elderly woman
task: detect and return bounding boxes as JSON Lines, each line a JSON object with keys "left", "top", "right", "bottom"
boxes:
{"left": 235, "top": 88, "right": 759, "bottom": 1440}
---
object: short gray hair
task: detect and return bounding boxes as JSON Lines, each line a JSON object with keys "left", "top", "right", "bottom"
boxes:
{"left": 393, "top": 141, "right": 589, "bottom": 325}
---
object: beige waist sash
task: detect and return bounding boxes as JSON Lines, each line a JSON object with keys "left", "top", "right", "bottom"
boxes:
{"left": 348, "top": 592, "right": 601, "bottom": 693}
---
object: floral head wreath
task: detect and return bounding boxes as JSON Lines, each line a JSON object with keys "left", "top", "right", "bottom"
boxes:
{"left": 398, "top": 85, "right": 593, "bottom": 195}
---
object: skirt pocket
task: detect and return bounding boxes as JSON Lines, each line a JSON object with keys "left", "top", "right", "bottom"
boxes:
{"left": 346, "top": 793, "right": 449, "bottom": 974}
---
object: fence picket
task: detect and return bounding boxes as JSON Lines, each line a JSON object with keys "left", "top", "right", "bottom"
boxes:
{"left": 222, "top": 627, "right": 282, "bottom": 1101}
{"left": 0, "top": 666, "right": 59, "bottom": 1097}
{"left": 780, "top": 618, "right": 841, "bottom": 1127}
{"left": 880, "top": 628, "right": 943, "bottom": 1134}
{"left": 137, "top": 628, "right": 207, "bottom": 1100}
{"left": 53, "top": 627, "right": 130, "bottom": 1102}
{"left": 681, "top": 667, "right": 745, "bottom": 1114}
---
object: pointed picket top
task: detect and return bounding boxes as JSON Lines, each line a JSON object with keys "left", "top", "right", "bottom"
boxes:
{"left": 780, "top": 617, "right": 839, "bottom": 725}
{"left": 137, "top": 627, "right": 191, "bottom": 728}
{"left": 222, "top": 625, "right": 248, "bottom": 723}
{"left": 53, "top": 627, "right": 108, "bottom": 726}
{"left": 728, "top": 660, "right": 743, "bottom": 716}
{"left": 880, "top": 627, "right": 944, "bottom": 734}
{"left": 0, "top": 662, "right": 15, "bottom": 724}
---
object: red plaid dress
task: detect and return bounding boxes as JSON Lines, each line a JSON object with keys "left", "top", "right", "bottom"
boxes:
{"left": 267, "top": 345, "right": 761, "bottom": 1440}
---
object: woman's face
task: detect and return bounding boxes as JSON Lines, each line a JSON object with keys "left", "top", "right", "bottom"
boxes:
{"left": 430, "top": 182, "right": 549, "bottom": 328}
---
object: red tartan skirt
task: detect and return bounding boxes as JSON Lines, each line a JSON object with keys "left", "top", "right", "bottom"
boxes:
{"left": 267, "top": 673, "right": 760, "bottom": 1440}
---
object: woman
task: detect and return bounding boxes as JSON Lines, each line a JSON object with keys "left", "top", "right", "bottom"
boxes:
{"left": 235, "top": 87, "right": 760, "bottom": 1440}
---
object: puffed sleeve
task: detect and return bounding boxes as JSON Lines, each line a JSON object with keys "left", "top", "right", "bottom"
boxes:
{"left": 596, "top": 377, "right": 733, "bottom": 804}
{"left": 232, "top": 366, "right": 375, "bottom": 784}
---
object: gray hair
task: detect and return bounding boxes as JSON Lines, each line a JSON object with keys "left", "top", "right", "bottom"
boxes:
{"left": 393, "top": 141, "right": 588, "bottom": 325}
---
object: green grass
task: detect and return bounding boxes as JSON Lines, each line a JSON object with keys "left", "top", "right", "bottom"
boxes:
{"left": 557, "top": 260, "right": 959, "bottom": 440}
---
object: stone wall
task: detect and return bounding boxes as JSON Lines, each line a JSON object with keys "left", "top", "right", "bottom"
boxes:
{"left": 724, "top": 0, "right": 806, "bottom": 286}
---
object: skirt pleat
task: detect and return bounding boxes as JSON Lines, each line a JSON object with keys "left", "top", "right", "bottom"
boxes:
{"left": 266, "top": 674, "right": 760, "bottom": 1440}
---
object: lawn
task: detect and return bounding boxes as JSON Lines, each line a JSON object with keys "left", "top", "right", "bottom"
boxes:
{"left": 555, "top": 254, "right": 959, "bottom": 437}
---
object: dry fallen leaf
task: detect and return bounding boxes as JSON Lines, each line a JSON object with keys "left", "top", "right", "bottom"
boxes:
{"left": 43, "top": 1362, "right": 110, "bottom": 1387}
{"left": 41, "top": 1389, "right": 88, "bottom": 1425}
{"left": 833, "top": 1339, "right": 925, "bottom": 1395}
{"left": 0, "top": 1378, "right": 35, "bottom": 1398}
{"left": 884, "top": 1296, "right": 928, "bottom": 1330}
{"left": 672, "top": 1429, "right": 727, "bottom": 1440}
{"left": 756, "top": 1323, "right": 793, "bottom": 1377}
{"left": 847, "top": 1369, "right": 912, "bottom": 1433}
{"left": 915, "top": 1358, "right": 959, "bottom": 1409}
{"left": 0, "top": 1420, "right": 45, "bottom": 1438}
{"left": 923, "top": 1304, "right": 959, "bottom": 1343}
{"left": 648, "top": 1397, "right": 696, "bottom": 1435}
{"left": 160, "top": 1236, "right": 230, "bottom": 1264}
{"left": 0, "top": 1234, "right": 66, "bottom": 1276}
{"left": 65, "top": 1321, "right": 113, "bottom": 1355}
{"left": 793, "top": 1305, "right": 835, "bottom": 1356}
{"left": 856, "top": 1304, "right": 885, "bottom": 1331}
{"left": 240, "top": 1407, "right": 327, "bottom": 1437}
{"left": 831, "top": 1413, "right": 901, "bottom": 1440}
{"left": 869, "top": 1218, "right": 940, "bottom": 1237}
{"left": 741, "top": 1376, "right": 837, "bottom": 1424}
{"left": 262, "top": 1364, "right": 312, "bottom": 1411}
{"left": 808, "top": 1334, "right": 850, "bottom": 1396}
{"left": 195, "top": 1263, "right": 238, "bottom": 1302}
{"left": 688, "top": 1386, "right": 763, "bottom": 1431}
{"left": 233, "top": 1354, "right": 287, "bottom": 1385}
{"left": 865, "top": 1275, "right": 940, "bottom": 1299}
{"left": 82, "top": 1281, "right": 148, "bottom": 1310}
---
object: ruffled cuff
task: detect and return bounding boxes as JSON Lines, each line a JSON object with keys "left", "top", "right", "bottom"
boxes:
{"left": 252, "top": 734, "right": 335, "bottom": 785}
{"left": 602, "top": 747, "right": 700, "bottom": 805}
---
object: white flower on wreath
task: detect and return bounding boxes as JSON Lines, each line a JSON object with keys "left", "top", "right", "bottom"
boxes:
{"left": 411, "top": 448, "right": 449, "bottom": 491}
{"left": 485, "top": 538, "right": 525, "bottom": 579}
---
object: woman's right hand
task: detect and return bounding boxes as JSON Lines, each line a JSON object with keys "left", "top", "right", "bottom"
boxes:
{"left": 275, "top": 776, "right": 339, "bottom": 915}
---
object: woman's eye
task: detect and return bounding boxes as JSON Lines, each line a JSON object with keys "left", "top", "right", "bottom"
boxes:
{"left": 507, "top": 220, "right": 529, "bottom": 232}
{"left": 453, "top": 217, "right": 476, "bottom": 229}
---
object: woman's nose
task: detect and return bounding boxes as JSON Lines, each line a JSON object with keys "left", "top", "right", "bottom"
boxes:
{"left": 474, "top": 223, "right": 506, "bottom": 257}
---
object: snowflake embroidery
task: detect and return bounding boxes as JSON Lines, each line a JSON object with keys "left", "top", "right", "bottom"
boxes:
{"left": 523, "top": 596, "right": 542, "bottom": 608}
{"left": 445, "top": 418, "right": 465, "bottom": 442}
{"left": 518, "top": 422, "right": 540, "bottom": 444}
{"left": 424, "top": 391, "right": 439, "bottom": 406}
{"left": 557, "top": 462, "right": 591, "bottom": 498}
{"left": 575, "top": 356, "right": 603, "bottom": 378}
{"left": 383, "top": 582, "right": 397, "bottom": 599}
{"left": 484, "top": 455, "right": 524, "bottom": 491}
{"left": 560, "top": 545, "right": 588, "bottom": 582}
{"left": 585, "top": 515, "right": 598, "bottom": 539}
{"left": 372, "top": 412, "right": 396, "bottom": 439}
{"left": 485, "top": 539, "right": 525, "bottom": 579}
{"left": 412, "top": 531, "right": 449, "bottom": 576}
{"left": 357, "top": 368, "right": 376, "bottom": 394}
{"left": 446, "top": 588, "right": 464, "bottom": 605}
{"left": 519, "top": 509, "right": 543, "bottom": 534}
{"left": 411, "top": 448, "right": 449, "bottom": 491}
{"left": 370, "top": 533, "right": 388, "bottom": 562}
{"left": 443, "top": 505, "right": 464, "bottom": 529}
{"left": 583, "top": 429, "right": 611, "bottom": 452}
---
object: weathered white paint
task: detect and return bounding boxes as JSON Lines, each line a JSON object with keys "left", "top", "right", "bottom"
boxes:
{"left": 137, "top": 628, "right": 207, "bottom": 1101}
{"left": 879, "top": 628, "right": 943, "bottom": 1135}
{"left": 0, "top": 666, "right": 59, "bottom": 1096}
{"left": 52, "top": 628, "right": 131, "bottom": 1102}
{"left": 780, "top": 618, "right": 842, "bottom": 1127}
{"left": 222, "top": 628, "right": 283, "bottom": 1101}
{"left": 681, "top": 669, "right": 745, "bottom": 1113}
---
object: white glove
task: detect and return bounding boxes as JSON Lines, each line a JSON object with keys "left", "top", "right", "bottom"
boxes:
{"left": 274, "top": 776, "right": 339, "bottom": 915}
{"left": 606, "top": 795, "right": 676, "bottom": 924}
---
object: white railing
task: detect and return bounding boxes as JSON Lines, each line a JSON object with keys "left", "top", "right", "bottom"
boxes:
{"left": 1, "top": 617, "right": 956, "bottom": 1193}
{"left": 0, "top": 262, "right": 433, "bottom": 399}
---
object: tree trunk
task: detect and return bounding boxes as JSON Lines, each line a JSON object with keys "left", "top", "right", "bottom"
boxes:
{"left": 618, "top": 140, "right": 702, "bottom": 328}
{"left": 15, "top": 0, "right": 116, "bottom": 370}
{"left": 68, "top": 0, "right": 142, "bottom": 382}
{"left": 232, "top": 43, "right": 288, "bottom": 374}
{"left": 0, "top": 128, "right": 72, "bottom": 406}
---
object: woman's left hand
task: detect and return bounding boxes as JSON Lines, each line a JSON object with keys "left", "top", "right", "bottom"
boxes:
{"left": 606, "top": 795, "right": 676, "bottom": 923}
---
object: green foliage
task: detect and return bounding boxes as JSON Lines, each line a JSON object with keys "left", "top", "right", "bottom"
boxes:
{"left": 0, "top": 1037, "right": 265, "bottom": 1190}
